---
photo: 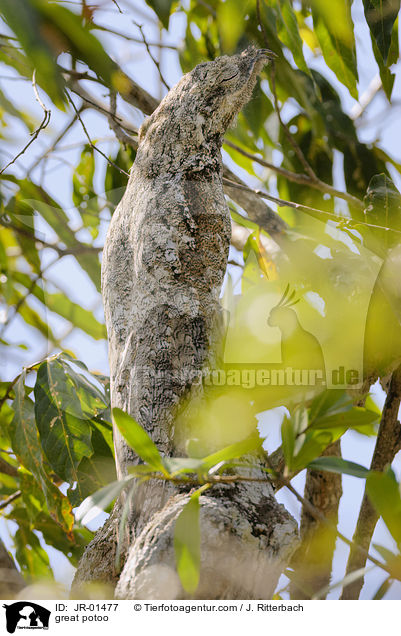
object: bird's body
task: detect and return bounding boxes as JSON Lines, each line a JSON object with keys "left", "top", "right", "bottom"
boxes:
{"left": 102, "top": 48, "right": 276, "bottom": 478}
{"left": 268, "top": 305, "right": 326, "bottom": 375}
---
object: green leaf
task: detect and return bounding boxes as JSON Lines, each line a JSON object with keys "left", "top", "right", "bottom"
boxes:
{"left": 75, "top": 476, "right": 132, "bottom": 524}
{"left": 281, "top": 415, "right": 295, "bottom": 468}
{"left": 5, "top": 196, "right": 41, "bottom": 273}
{"left": 370, "top": 20, "right": 398, "bottom": 100}
{"left": 145, "top": 0, "right": 174, "bottom": 29}
{"left": 57, "top": 356, "right": 108, "bottom": 417}
{"left": 0, "top": 0, "right": 66, "bottom": 107}
{"left": 307, "top": 456, "right": 369, "bottom": 478}
{"left": 112, "top": 407, "right": 166, "bottom": 473}
{"left": 276, "top": 0, "right": 311, "bottom": 76}
{"left": 18, "top": 179, "right": 101, "bottom": 292}
{"left": 217, "top": 0, "right": 247, "bottom": 52}
{"left": 310, "top": 407, "right": 379, "bottom": 430}
{"left": 13, "top": 272, "right": 106, "bottom": 340}
{"left": 366, "top": 468, "right": 401, "bottom": 548}
{"left": 308, "top": 389, "right": 379, "bottom": 431}
{"left": 174, "top": 492, "right": 201, "bottom": 595}
{"left": 372, "top": 576, "right": 392, "bottom": 600}
{"left": 201, "top": 433, "right": 263, "bottom": 472}
{"left": 10, "top": 373, "right": 74, "bottom": 531}
{"left": 312, "top": 0, "right": 359, "bottom": 98}
{"left": 364, "top": 173, "right": 401, "bottom": 253}
{"left": 12, "top": 509, "right": 53, "bottom": 579}
{"left": 362, "top": 0, "right": 400, "bottom": 63}
{"left": 163, "top": 457, "right": 205, "bottom": 476}
{"left": 34, "top": 360, "right": 94, "bottom": 488}
{"left": 291, "top": 430, "right": 336, "bottom": 472}
{"left": 242, "top": 82, "right": 274, "bottom": 139}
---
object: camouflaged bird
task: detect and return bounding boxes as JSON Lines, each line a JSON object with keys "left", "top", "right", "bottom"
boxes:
{"left": 102, "top": 47, "right": 277, "bottom": 478}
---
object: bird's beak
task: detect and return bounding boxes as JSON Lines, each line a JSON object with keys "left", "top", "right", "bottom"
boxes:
{"left": 258, "top": 49, "right": 278, "bottom": 60}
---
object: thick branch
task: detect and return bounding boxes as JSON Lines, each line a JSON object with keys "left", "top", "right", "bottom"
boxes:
{"left": 289, "top": 440, "right": 342, "bottom": 600}
{"left": 341, "top": 366, "right": 401, "bottom": 599}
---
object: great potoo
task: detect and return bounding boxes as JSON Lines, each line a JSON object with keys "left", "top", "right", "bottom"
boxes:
{"left": 102, "top": 47, "right": 276, "bottom": 477}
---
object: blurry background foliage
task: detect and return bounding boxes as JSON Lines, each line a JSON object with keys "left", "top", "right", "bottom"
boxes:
{"left": 0, "top": 0, "right": 400, "bottom": 599}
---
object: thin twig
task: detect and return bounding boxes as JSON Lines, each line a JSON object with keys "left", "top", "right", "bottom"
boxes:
{"left": 0, "top": 71, "right": 51, "bottom": 175}
{"left": 270, "top": 60, "right": 317, "bottom": 181}
{"left": 0, "top": 490, "right": 22, "bottom": 511}
{"left": 223, "top": 139, "right": 364, "bottom": 209}
{"left": 341, "top": 366, "right": 401, "bottom": 599}
{"left": 27, "top": 107, "right": 84, "bottom": 175}
{"left": 66, "top": 92, "right": 130, "bottom": 176}
{"left": 222, "top": 177, "right": 401, "bottom": 234}
{"left": 0, "top": 255, "right": 59, "bottom": 340}
{"left": 351, "top": 75, "right": 382, "bottom": 120}
{"left": 262, "top": 455, "right": 392, "bottom": 577}
{"left": 0, "top": 218, "right": 103, "bottom": 255}
{"left": 110, "top": 0, "right": 122, "bottom": 12}
{"left": 108, "top": 92, "right": 136, "bottom": 146}
{"left": 134, "top": 22, "right": 170, "bottom": 90}
{"left": 92, "top": 24, "right": 178, "bottom": 48}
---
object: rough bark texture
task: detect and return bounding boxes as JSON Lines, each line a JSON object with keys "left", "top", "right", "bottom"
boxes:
{"left": 74, "top": 48, "right": 298, "bottom": 599}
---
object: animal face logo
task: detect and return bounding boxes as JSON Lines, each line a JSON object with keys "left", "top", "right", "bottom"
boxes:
{"left": 2, "top": 602, "right": 50, "bottom": 634}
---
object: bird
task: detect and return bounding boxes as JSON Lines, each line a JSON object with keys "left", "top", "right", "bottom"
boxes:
{"left": 268, "top": 284, "right": 326, "bottom": 380}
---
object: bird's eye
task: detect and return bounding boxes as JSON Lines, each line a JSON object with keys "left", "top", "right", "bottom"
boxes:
{"left": 221, "top": 71, "right": 239, "bottom": 82}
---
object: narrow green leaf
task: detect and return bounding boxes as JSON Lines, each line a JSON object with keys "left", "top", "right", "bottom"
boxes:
{"left": 0, "top": 0, "right": 66, "bottom": 107}
{"left": 309, "top": 389, "right": 354, "bottom": 422}
{"left": 366, "top": 469, "right": 401, "bottom": 548}
{"left": 364, "top": 173, "right": 401, "bottom": 253}
{"left": 310, "top": 407, "right": 379, "bottom": 430}
{"left": 13, "top": 272, "right": 106, "bottom": 340}
{"left": 307, "top": 456, "right": 369, "bottom": 478}
{"left": 292, "top": 430, "right": 337, "bottom": 472}
{"left": 58, "top": 357, "right": 108, "bottom": 417}
{"left": 281, "top": 416, "right": 295, "bottom": 469}
{"left": 112, "top": 407, "right": 166, "bottom": 473}
{"left": 13, "top": 510, "right": 53, "bottom": 579}
{"left": 174, "top": 492, "right": 201, "bottom": 595}
{"left": 276, "top": 0, "right": 311, "bottom": 76}
{"left": 201, "top": 433, "right": 263, "bottom": 472}
{"left": 145, "top": 0, "right": 174, "bottom": 29}
{"left": 312, "top": 0, "right": 358, "bottom": 98}
{"left": 75, "top": 476, "right": 132, "bottom": 524}
{"left": 363, "top": 0, "right": 400, "bottom": 63}
{"left": 163, "top": 457, "right": 205, "bottom": 476}
{"left": 372, "top": 576, "right": 392, "bottom": 600}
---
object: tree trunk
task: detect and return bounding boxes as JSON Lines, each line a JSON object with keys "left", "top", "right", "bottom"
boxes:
{"left": 73, "top": 48, "right": 298, "bottom": 600}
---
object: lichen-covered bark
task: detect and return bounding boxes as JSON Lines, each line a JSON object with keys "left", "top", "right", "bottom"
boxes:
{"left": 74, "top": 48, "right": 298, "bottom": 599}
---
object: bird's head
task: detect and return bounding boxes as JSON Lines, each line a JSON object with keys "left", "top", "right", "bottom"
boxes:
{"left": 137, "top": 47, "right": 276, "bottom": 174}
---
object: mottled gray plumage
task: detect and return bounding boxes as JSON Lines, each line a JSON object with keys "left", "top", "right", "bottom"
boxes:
{"left": 102, "top": 47, "right": 276, "bottom": 475}
{"left": 93, "top": 49, "right": 298, "bottom": 599}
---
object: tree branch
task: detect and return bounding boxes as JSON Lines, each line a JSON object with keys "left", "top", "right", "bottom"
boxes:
{"left": 0, "top": 71, "right": 51, "bottom": 176}
{"left": 223, "top": 139, "right": 364, "bottom": 210}
{"left": 341, "top": 365, "right": 401, "bottom": 599}
{"left": 66, "top": 92, "right": 130, "bottom": 176}
{"left": 0, "top": 490, "right": 22, "bottom": 510}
